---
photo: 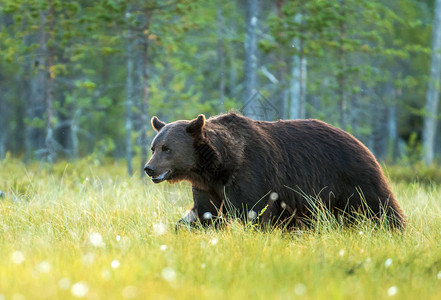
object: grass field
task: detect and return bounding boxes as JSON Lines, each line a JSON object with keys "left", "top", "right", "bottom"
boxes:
{"left": 1, "top": 159, "right": 441, "bottom": 300}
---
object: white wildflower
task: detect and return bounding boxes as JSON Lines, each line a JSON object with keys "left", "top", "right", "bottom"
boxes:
{"left": 82, "top": 253, "right": 95, "bottom": 266}
{"left": 161, "top": 267, "right": 176, "bottom": 282}
{"left": 203, "top": 212, "right": 213, "bottom": 220}
{"left": 152, "top": 223, "right": 166, "bottom": 236}
{"left": 101, "top": 269, "right": 111, "bottom": 280}
{"left": 36, "top": 261, "right": 51, "bottom": 273}
{"left": 71, "top": 281, "right": 89, "bottom": 298}
{"left": 269, "top": 192, "right": 279, "bottom": 201}
{"left": 11, "top": 251, "right": 25, "bottom": 265}
{"left": 58, "top": 278, "right": 71, "bottom": 290}
{"left": 89, "top": 232, "right": 105, "bottom": 248}
{"left": 385, "top": 258, "right": 393, "bottom": 268}
{"left": 248, "top": 210, "right": 257, "bottom": 220}
{"left": 387, "top": 286, "right": 398, "bottom": 296}
{"left": 294, "top": 283, "right": 306, "bottom": 295}
{"left": 111, "top": 260, "right": 120, "bottom": 269}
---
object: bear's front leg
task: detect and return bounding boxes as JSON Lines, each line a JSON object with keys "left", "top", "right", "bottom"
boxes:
{"left": 175, "top": 187, "right": 222, "bottom": 230}
{"left": 175, "top": 208, "right": 198, "bottom": 231}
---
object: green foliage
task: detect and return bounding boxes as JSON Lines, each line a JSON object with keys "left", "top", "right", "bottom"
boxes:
{"left": 403, "top": 132, "right": 423, "bottom": 164}
{"left": 264, "top": 0, "right": 430, "bottom": 124}
{"left": 0, "top": 0, "right": 438, "bottom": 164}
{"left": 386, "top": 163, "right": 441, "bottom": 184}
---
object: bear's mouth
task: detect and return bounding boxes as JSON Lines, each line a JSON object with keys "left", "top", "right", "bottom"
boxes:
{"left": 151, "top": 170, "right": 170, "bottom": 183}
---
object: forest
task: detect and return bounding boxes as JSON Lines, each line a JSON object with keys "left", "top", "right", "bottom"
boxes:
{"left": 0, "top": 0, "right": 440, "bottom": 176}
{"left": 2, "top": 2, "right": 441, "bottom": 299}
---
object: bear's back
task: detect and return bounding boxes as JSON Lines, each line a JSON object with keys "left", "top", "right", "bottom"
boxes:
{"left": 206, "top": 113, "right": 405, "bottom": 228}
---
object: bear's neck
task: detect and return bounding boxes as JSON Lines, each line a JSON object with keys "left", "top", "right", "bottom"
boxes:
{"left": 190, "top": 125, "right": 244, "bottom": 189}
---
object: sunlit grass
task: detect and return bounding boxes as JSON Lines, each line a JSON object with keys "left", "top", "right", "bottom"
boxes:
{"left": 0, "top": 159, "right": 441, "bottom": 299}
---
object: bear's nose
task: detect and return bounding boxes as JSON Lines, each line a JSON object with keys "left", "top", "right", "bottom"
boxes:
{"left": 144, "top": 166, "right": 154, "bottom": 177}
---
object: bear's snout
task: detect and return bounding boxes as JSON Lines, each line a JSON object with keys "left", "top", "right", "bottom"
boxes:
{"left": 144, "top": 165, "right": 170, "bottom": 183}
{"left": 144, "top": 166, "right": 154, "bottom": 177}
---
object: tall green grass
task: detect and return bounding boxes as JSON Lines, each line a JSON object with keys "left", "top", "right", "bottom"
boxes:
{"left": 0, "top": 159, "right": 441, "bottom": 299}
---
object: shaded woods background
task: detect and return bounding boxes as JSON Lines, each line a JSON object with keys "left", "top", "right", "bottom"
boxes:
{"left": 0, "top": 0, "right": 440, "bottom": 176}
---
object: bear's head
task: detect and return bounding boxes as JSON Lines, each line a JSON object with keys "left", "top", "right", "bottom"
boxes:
{"left": 144, "top": 114, "right": 206, "bottom": 184}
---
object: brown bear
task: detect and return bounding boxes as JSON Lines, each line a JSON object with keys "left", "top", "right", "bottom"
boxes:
{"left": 144, "top": 112, "right": 406, "bottom": 229}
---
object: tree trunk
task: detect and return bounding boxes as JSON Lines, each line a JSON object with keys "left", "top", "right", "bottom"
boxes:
{"left": 349, "top": 86, "right": 360, "bottom": 137}
{"left": 217, "top": 5, "right": 226, "bottom": 113}
{"left": 139, "top": 47, "right": 150, "bottom": 178}
{"left": 135, "top": 9, "right": 152, "bottom": 178}
{"left": 71, "top": 107, "right": 80, "bottom": 160}
{"left": 275, "top": 0, "right": 287, "bottom": 119}
{"left": 0, "top": 101, "right": 7, "bottom": 159}
{"left": 386, "top": 84, "right": 398, "bottom": 162}
{"left": 289, "top": 55, "right": 307, "bottom": 119}
{"left": 423, "top": 0, "right": 441, "bottom": 165}
{"left": 388, "top": 101, "right": 398, "bottom": 162}
{"left": 371, "top": 98, "right": 388, "bottom": 160}
{"left": 338, "top": 0, "right": 347, "bottom": 128}
{"left": 25, "top": 11, "right": 48, "bottom": 162}
{"left": 289, "top": 14, "right": 307, "bottom": 120}
{"left": 44, "top": 0, "right": 56, "bottom": 164}
{"left": 125, "top": 10, "right": 134, "bottom": 176}
{"left": 0, "top": 62, "right": 6, "bottom": 158}
{"left": 243, "top": 0, "right": 258, "bottom": 117}
{"left": 227, "top": 42, "right": 238, "bottom": 98}
{"left": 22, "top": 62, "right": 32, "bottom": 161}
{"left": 0, "top": 137, "right": 5, "bottom": 160}
{"left": 44, "top": 73, "right": 56, "bottom": 164}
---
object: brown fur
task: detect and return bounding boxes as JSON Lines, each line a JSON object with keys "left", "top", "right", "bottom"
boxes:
{"left": 145, "top": 112, "right": 406, "bottom": 229}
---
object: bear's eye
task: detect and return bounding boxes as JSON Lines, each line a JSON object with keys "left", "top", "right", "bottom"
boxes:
{"left": 162, "top": 145, "right": 171, "bottom": 153}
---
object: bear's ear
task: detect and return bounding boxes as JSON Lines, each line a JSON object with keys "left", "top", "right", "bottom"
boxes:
{"left": 151, "top": 116, "right": 166, "bottom": 132}
{"left": 186, "top": 114, "right": 206, "bottom": 136}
